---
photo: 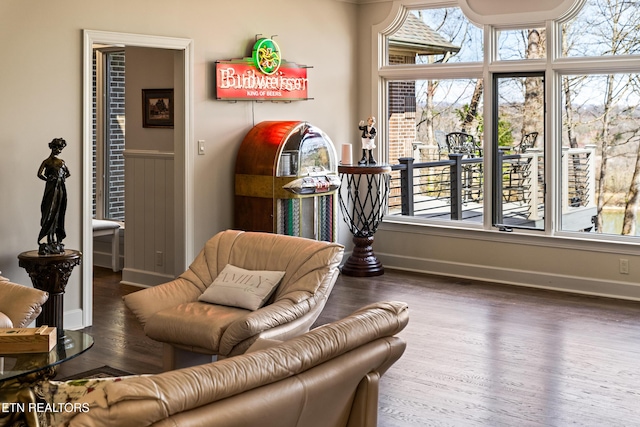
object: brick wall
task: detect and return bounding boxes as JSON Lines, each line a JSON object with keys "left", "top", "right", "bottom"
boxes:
{"left": 388, "top": 113, "right": 416, "bottom": 163}
{"left": 388, "top": 53, "right": 416, "bottom": 164}
{"left": 387, "top": 53, "right": 418, "bottom": 210}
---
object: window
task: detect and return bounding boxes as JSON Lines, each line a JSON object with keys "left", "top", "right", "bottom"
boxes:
{"left": 93, "top": 49, "right": 125, "bottom": 222}
{"left": 559, "top": 0, "right": 640, "bottom": 236}
{"left": 560, "top": 72, "right": 640, "bottom": 235}
{"left": 562, "top": 0, "right": 640, "bottom": 58}
{"left": 388, "top": 77, "right": 485, "bottom": 224}
{"left": 381, "top": 1, "right": 640, "bottom": 239}
{"left": 387, "top": 7, "right": 483, "bottom": 66}
{"left": 385, "top": 7, "right": 484, "bottom": 224}
{"left": 497, "top": 28, "right": 546, "bottom": 61}
{"left": 386, "top": 7, "right": 485, "bottom": 224}
{"left": 492, "top": 73, "right": 545, "bottom": 231}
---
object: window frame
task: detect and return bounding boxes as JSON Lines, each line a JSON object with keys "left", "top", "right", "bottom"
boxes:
{"left": 490, "top": 71, "right": 546, "bottom": 232}
{"left": 376, "top": 2, "right": 640, "bottom": 245}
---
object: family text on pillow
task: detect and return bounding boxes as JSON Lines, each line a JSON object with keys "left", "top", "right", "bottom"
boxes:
{"left": 198, "top": 264, "right": 285, "bottom": 310}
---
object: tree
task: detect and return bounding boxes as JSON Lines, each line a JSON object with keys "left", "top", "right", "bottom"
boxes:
{"left": 622, "top": 128, "right": 640, "bottom": 234}
{"left": 522, "top": 29, "right": 545, "bottom": 139}
{"left": 459, "top": 80, "right": 483, "bottom": 134}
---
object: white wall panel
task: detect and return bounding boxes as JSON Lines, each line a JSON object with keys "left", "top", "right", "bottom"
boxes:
{"left": 123, "top": 150, "right": 175, "bottom": 286}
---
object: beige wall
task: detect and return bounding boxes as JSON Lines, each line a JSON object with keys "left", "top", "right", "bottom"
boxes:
{"left": 125, "top": 47, "right": 175, "bottom": 153}
{"left": 0, "top": 0, "right": 358, "bottom": 327}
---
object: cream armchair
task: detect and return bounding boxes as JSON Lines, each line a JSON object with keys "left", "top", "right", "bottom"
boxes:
{"left": 0, "top": 275, "right": 49, "bottom": 328}
{"left": 124, "top": 229, "right": 344, "bottom": 369}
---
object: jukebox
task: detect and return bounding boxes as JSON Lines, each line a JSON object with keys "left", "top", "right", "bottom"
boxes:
{"left": 234, "top": 121, "right": 340, "bottom": 242}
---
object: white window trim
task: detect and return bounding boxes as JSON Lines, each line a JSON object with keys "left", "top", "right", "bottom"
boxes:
{"left": 373, "top": 1, "right": 640, "bottom": 251}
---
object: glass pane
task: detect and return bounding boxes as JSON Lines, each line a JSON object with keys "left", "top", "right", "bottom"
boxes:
{"left": 493, "top": 75, "right": 545, "bottom": 231}
{"left": 561, "top": 73, "right": 640, "bottom": 236}
{"left": 387, "top": 8, "right": 483, "bottom": 66}
{"left": 497, "top": 29, "right": 546, "bottom": 61}
{"left": 388, "top": 78, "right": 484, "bottom": 225}
{"left": 297, "top": 126, "right": 336, "bottom": 175}
{"left": 562, "top": 0, "right": 640, "bottom": 58}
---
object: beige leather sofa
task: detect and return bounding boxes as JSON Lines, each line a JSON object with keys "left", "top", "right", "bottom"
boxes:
{"left": 44, "top": 301, "right": 408, "bottom": 427}
{"left": 124, "top": 230, "right": 344, "bottom": 369}
{"left": 0, "top": 275, "right": 49, "bottom": 328}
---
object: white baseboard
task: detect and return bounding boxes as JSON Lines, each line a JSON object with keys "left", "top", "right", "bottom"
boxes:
{"left": 93, "top": 251, "right": 123, "bottom": 271}
{"left": 63, "top": 308, "right": 85, "bottom": 330}
{"left": 121, "top": 267, "right": 174, "bottom": 288}
{"left": 361, "top": 251, "right": 640, "bottom": 302}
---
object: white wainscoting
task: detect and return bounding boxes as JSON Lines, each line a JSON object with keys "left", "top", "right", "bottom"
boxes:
{"left": 376, "top": 252, "right": 640, "bottom": 302}
{"left": 122, "top": 150, "right": 176, "bottom": 287}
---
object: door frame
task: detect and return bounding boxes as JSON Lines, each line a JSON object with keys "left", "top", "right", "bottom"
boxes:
{"left": 82, "top": 30, "right": 194, "bottom": 326}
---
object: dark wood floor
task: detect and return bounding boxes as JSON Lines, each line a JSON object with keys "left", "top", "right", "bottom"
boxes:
{"left": 57, "top": 267, "right": 640, "bottom": 426}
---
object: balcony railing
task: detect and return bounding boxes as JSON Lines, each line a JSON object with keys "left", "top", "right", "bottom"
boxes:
{"left": 388, "top": 146, "right": 596, "bottom": 230}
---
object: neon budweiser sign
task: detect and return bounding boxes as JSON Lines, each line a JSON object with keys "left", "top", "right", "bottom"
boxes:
{"left": 216, "top": 37, "right": 310, "bottom": 101}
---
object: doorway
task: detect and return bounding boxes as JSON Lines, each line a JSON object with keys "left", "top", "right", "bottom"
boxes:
{"left": 82, "top": 30, "right": 194, "bottom": 327}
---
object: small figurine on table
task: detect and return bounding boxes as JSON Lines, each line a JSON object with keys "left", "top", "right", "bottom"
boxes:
{"left": 37, "top": 138, "right": 70, "bottom": 255}
{"left": 358, "top": 116, "right": 377, "bottom": 165}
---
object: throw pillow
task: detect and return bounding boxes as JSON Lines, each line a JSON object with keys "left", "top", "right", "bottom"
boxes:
{"left": 40, "top": 375, "right": 148, "bottom": 426}
{"left": 198, "top": 264, "right": 285, "bottom": 311}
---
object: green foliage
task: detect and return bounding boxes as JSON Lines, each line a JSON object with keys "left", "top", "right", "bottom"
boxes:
{"left": 455, "top": 103, "right": 481, "bottom": 134}
{"left": 453, "top": 104, "right": 513, "bottom": 147}
{"left": 455, "top": 104, "right": 470, "bottom": 123}
{"left": 497, "top": 119, "right": 514, "bottom": 147}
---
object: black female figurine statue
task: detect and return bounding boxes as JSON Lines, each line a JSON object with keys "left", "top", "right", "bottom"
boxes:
{"left": 37, "top": 138, "right": 70, "bottom": 255}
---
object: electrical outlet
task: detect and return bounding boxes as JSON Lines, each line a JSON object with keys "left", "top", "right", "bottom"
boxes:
{"left": 619, "top": 258, "right": 629, "bottom": 274}
{"left": 156, "top": 251, "right": 164, "bottom": 267}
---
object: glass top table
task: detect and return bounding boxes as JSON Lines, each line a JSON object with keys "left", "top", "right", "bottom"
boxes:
{"left": 0, "top": 330, "right": 94, "bottom": 382}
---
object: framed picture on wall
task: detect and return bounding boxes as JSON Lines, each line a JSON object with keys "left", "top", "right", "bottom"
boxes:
{"left": 142, "top": 88, "right": 174, "bottom": 128}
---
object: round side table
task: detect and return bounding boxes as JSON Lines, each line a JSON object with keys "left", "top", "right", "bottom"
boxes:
{"left": 338, "top": 164, "right": 391, "bottom": 277}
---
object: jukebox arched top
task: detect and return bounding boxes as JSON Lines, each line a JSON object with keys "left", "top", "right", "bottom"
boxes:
{"left": 235, "top": 121, "right": 337, "bottom": 177}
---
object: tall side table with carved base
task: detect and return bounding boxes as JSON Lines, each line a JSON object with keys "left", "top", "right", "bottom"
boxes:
{"left": 338, "top": 164, "right": 391, "bottom": 277}
{"left": 18, "top": 250, "right": 82, "bottom": 339}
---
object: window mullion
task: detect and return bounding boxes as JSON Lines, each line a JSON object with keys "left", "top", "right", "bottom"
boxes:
{"left": 379, "top": 63, "right": 484, "bottom": 80}
{"left": 95, "top": 50, "right": 106, "bottom": 220}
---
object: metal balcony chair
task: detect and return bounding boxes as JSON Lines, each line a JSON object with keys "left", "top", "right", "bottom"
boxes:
{"left": 514, "top": 131, "right": 538, "bottom": 154}
{"left": 446, "top": 132, "right": 481, "bottom": 158}
{"left": 445, "top": 132, "right": 483, "bottom": 202}
{"left": 504, "top": 134, "right": 537, "bottom": 205}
